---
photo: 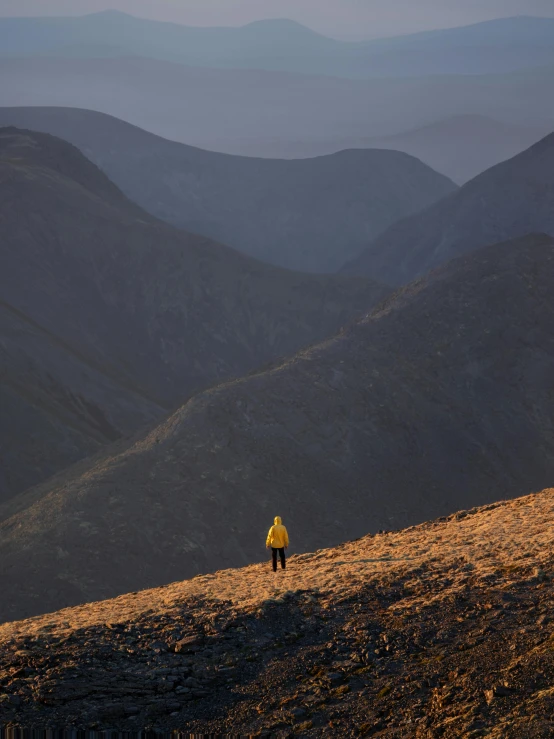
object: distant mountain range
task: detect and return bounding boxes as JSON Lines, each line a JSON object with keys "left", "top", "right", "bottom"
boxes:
{"left": 0, "top": 127, "right": 387, "bottom": 501}
{"left": 2, "top": 233, "right": 554, "bottom": 621}
{"left": 0, "top": 108, "right": 456, "bottom": 272}
{"left": 1, "top": 13, "right": 554, "bottom": 78}
{"left": 343, "top": 132, "right": 554, "bottom": 283}
{"left": 364, "top": 115, "right": 551, "bottom": 184}
{"left": 257, "top": 115, "right": 550, "bottom": 185}
{"left": 1, "top": 56, "right": 552, "bottom": 157}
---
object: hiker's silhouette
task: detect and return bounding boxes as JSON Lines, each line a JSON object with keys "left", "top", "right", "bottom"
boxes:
{"left": 266, "top": 516, "right": 289, "bottom": 572}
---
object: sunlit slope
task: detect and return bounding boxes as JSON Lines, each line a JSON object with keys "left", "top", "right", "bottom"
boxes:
{"left": 0, "top": 489, "right": 552, "bottom": 736}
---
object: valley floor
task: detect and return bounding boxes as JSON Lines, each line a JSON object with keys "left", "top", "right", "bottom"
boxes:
{"left": 0, "top": 490, "right": 553, "bottom": 736}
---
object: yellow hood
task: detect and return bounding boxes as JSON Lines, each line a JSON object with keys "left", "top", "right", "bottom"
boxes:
{"left": 274, "top": 516, "right": 282, "bottom": 525}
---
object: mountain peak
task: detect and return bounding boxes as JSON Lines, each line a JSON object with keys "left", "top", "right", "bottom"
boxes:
{"left": 86, "top": 9, "right": 133, "bottom": 18}
{"left": 0, "top": 126, "right": 134, "bottom": 207}
{"left": 240, "top": 17, "right": 325, "bottom": 37}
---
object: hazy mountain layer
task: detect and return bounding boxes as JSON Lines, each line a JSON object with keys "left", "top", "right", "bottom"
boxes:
{"left": 0, "top": 128, "right": 387, "bottom": 501}
{"left": 343, "top": 133, "right": 554, "bottom": 284}
{"left": 0, "top": 489, "right": 552, "bottom": 737}
{"left": 230, "top": 115, "right": 550, "bottom": 184}
{"left": 226, "top": 116, "right": 554, "bottom": 185}
{"left": 1, "top": 13, "right": 554, "bottom": 78}
{"left": 364, "top": 115, "right": 552, "bottom": 184}
{"left": 1, "top": 234, "right": 553, "bottom": 621}
{"left": 283, "top": 115, "right": 549, "bottom": 185}
{"left": 0, "top": 108, "right": 456, "bottom": 272}
{"left": 1, "top": 58, "right": 553, "bottom": 157}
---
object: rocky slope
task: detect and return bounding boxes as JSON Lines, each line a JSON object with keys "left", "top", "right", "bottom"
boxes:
{"left": 1, "top": 233, "right": 554, "bottom": 623}
{"left": 0, "top": 108, "right": 456, "bottom": 273}
{"left": 342, "top": 132, "right": 554, "bottom": 284}
{"left": 0, "top": 489, "right": 552, "bottom": 737}
{"left": 0, "top": 127, "right": 387, "bottom": 501}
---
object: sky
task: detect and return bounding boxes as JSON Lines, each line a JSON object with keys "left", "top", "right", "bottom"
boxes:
{"left": 1, "top": 0, "right": 554, "bottom": 38}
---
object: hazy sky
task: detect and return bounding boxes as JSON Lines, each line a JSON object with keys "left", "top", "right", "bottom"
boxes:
{"left": 1, "top": 0, "right": 554, "bottom": 38}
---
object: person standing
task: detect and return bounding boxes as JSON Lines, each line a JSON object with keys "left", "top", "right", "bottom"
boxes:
{"left": 266, "top": 516, "right": 289, "bottom": 572}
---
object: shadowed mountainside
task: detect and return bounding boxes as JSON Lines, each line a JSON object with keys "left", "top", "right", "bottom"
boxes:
{"left": 0, "top": 127, "right": 387, "bottom": 501}
{"left": 343, "top": 132, "right": 554, "bottom": 284}
{"left": 0, "top": 108, "right": 456, "bottom": 273}
{"left": 1, "top": 13, "right": 554, "bottom": 78}
{"left": 1, "top": 233, "right": 554, "bottom": 622}
{"left": 0, "top": 300, "right": 164, "bottom": 500}
{"left": 0, "top": 489, "right": 552, "bottom": 736}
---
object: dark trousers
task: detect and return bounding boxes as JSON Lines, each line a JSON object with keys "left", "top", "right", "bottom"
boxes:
{"left": 272, "top": 547, "right": 286, "bottom": 571}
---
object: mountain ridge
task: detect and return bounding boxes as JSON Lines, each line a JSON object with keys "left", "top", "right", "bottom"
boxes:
{"left": 0, "top": 110, "right": 457, "bottom": 272}
{"left": 187, "top": 113, "right": 551, "bottom": 184}
{"left": 2, "top": 57, "right": 552, "bottom": 158}
{"left": 342, "top": 131, "right": 554, "bottom": 283}
{"left": 0, "top": 126, "right": 388, "bottom": 501}
{"left": 363, "top": 115, "right": 550, "bottom": 183}
{"left": 1, "top": 233, "right": 554, "bottom": 623}
{"left": 2, "top": 13, "right": 554, "bottom": 78}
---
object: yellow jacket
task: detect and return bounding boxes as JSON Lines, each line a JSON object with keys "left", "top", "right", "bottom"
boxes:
{"left": 266, "top": 516, "right": 289, "bottom": 548}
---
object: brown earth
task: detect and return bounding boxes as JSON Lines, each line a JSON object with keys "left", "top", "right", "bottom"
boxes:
{"left": 0, "top": 489, "right": 552, "bottom": 736}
